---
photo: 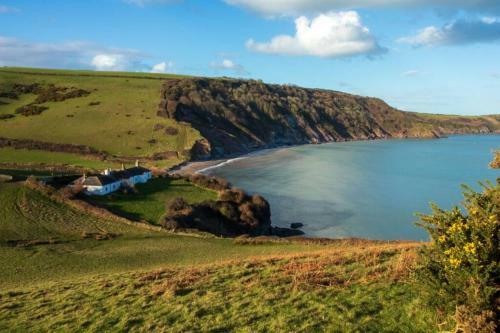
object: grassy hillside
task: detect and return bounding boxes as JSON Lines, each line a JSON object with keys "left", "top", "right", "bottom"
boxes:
{"left": 0, "top": 182, "right": 143, "bottom": 243}
{"left": 2, "top": 67, "right": 498, "bottom": 169}
{"left": 0, "top": 67, "right": 202, "bottom": 168}
{"left": 87, "top": 177, "right": 218, "bottom": 224}
{"left": 0, "top": 147, "right": 116, "bottom": 170}
{"left": 0, "top": 182, "right": 318, "bottom": 287}
{"left": 0, "top": 240, "right": 448, "bottom": 332}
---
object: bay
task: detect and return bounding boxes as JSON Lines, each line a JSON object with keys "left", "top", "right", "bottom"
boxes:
{"left": 205, "top": 135, "right": 499, "bottom": 240}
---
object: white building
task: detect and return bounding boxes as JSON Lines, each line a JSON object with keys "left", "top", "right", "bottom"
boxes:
{"left": 74, "top": 161, "right": 152, "bottom": 196}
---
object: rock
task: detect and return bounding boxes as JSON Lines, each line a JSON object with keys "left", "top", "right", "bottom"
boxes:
{"left": 290, "top": 222, "right": 304, "bottom": 229}
{"left": 271, "top": 227, "right": 305, "bottom": 237}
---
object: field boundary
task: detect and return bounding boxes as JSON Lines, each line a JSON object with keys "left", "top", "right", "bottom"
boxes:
{"left": 0, "top": 69, "right": 190, "bottom": 81}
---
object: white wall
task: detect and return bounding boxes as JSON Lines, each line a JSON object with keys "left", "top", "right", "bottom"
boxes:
{"left": 84, "top": 181, "right": 121, "bottom": 196}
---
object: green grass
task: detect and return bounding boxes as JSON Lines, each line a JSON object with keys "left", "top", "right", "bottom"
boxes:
{"left": 0, "top": 242, "right": 450, "bottom": 332}
{"left": 0, "top": 182, "right": 142, "bottom": 243}
{"left": 0, "top": 67, "right": 202, "bottom": 161}
{"left": 0, "top": 147, "right": 117, "bottom": 170}
{"left": 0, "top": 182, "right": 311, "bottom": 289}
{"left": 88, "top": 177, "right": 218, "bottom": 224}
{"left": 0, "top": 182, "right": 452, "bottom": 331}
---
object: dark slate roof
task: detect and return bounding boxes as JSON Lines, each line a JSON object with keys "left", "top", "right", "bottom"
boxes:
{"left": 75, "top": 175, "right": 119, "bottom": 186}
{"left": 73, "top": 166, "right": 150, "bottom": 187}
{"left": 112, "top": 167, "right": 150, "bottom": 179}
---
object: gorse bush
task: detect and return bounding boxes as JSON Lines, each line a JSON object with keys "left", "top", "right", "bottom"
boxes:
{"left": 417, "top": 181, "right": 499, "bottom": 332}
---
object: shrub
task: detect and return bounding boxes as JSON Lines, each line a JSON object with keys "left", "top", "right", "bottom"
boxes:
{"left": 0, "top": 114, "right": 14, "bottom": 120}
{"left": 165, "top": 127, "right": 179, "bottom": 135}
{"left": 15, "top": 105, "right": 49, "bottom": 116}
{"left": 217, "top": 201, "right": 239, "bottom": 221}
{"left": 189, "top": 174, "right": 230, "bottom": 191}
{"left": 160, "top": 218, "right": 181, "bottom": 230}
{"left": 167, "top": 197, "right": 189, "bottom": 214}
{"left": 416, "top": 181, "right": 499, "bottom": 331}
{"left": 219, "top": 188, "right": 247, "bottom": 203}
{"left": 489, "top": 150, "right": 499, "bottom": 169}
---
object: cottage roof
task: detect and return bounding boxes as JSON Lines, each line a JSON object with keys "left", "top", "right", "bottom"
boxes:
{"left": 74, "top": 166, "right": 150, "bottom": 187}
{"left": 112, "top": 166, "right": 150, "bottom": 179}
{"left": 75, "top": 175, "right": 119, "bottom": 186}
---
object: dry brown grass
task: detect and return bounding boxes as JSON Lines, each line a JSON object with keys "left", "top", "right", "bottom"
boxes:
{"left": 130, "top": 241, "right": 424, "bottom": 297}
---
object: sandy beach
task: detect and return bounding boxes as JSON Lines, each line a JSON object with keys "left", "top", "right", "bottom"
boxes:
{"left": 169, "top": 158, "right": 231, "bottom": 175}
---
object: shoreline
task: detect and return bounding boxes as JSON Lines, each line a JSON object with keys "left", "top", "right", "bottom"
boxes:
{"left": 170, "top": 145, "right": 291, "bottom": 175}
{"left": 169, "top": 133, "right": 500, "bottom": 175}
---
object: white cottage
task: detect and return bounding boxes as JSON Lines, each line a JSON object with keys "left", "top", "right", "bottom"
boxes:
{"left": 74, "top": 161, "right": 152, "bottom": 196}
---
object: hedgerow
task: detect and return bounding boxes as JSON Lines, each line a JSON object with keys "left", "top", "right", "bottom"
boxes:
{"left": 416, "top": 181, "right": 499, "bottom": 332}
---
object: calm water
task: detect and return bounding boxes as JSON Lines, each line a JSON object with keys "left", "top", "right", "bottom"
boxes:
{"left": 205, "top": 135, "right": 499, "bottom": 240}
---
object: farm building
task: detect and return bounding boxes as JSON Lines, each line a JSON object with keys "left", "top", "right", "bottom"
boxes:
{"left": 74, "top": 161, "right": 152, "bottom": 195}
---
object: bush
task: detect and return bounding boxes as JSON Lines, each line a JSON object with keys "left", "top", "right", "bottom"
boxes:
{"left": 217, "top": 201, "right": 239, "bottom": 221}
{"left": 489, "top": 150, "right": 499, "bottom": 169}
{"left": 167, "top": 197, "right": 189, "bottom": 214}
{"left": 219, "top": 188, "right": 247, "bottom": 203}
{"left": 0, "top": 114, "right": 15, "bottom": 120}
{"left": 165, "top": 127, "right": 179, "bottom": 135}
{"left": 416, "top": 181, "right": 499, "bottom": 331}
{"left": 15, "top": 105, "right": 48, "bottom": 116}
{"left": 189, "top": 174, "right": 230, "bottom": 191}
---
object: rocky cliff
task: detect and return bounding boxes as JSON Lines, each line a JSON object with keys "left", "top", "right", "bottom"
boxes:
{"left": 158, "top": 78, "right": 499, "bottom": 158}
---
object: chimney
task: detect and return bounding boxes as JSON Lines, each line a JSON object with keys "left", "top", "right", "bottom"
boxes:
{"left": 135, "top": 160, "right": 139, "bottom": 167}
{"left": 121, "top": 163, "right": 125, "bottom": 171}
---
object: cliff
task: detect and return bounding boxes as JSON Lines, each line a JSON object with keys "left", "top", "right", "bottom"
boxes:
{"left": 158, "top": 78, "right": 499, "bottom": 158}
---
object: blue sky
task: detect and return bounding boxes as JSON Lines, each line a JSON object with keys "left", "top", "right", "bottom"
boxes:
{"left": 1, "top": 0, "right": 500, "bottom": 115}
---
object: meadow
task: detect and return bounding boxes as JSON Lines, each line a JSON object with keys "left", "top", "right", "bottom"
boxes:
{"left": 0, "top": 147, "right": 117, "bottom": 171}
{"left": 0, "top": 239, "right": 447, "bottom": 332}
{"left": 87, "top": 177, "right": 218, "bottom": 224}
{"left": 0, "top": 67, "right": 202, "bottom": 164}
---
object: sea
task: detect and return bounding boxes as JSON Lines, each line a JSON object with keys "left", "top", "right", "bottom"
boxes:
{"left": 204, "top": 135, "right": 499, "bottom": 240}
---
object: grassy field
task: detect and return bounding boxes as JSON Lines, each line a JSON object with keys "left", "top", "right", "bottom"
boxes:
{"left": 0, "top": 182, "right": 453, "bottom": 331}
{"left": 0, "top": 182, "right": 324, "bottom": 289}
{"left": 88, "top": 177, "right": 218, "bottom": 224}
{"left": 0, "top": 241, "right": 449, "bottom": 332}
{"left": 0, "top": 182, "right": 143, "bottom": 243}
{"left": 0, "top": 67, "right": 202, "bottom": 162}
{"left": 0, "top": 147, "right": 117, "bottom": 170}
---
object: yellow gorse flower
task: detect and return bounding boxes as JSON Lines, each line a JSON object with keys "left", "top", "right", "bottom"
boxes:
{"left": 463, "top": 242, "right": 476, "bottom": 255}
{"left": 488, "top": 215, "right": 497, "bottom": 223}
{"left": 448, "top": 222, "right": 467, "bottom": 234}
{"left": 438, "top": 235, "right": 446, "bottom": 243}
{"left": 449, "top": 257, "right": 461, "bottom": 268}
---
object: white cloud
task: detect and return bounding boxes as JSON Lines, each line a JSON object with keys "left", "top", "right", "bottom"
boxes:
{"left": 246, "top": 11, "right": 384, "bottom": 58}
{"left": 398, "top": 26, "right": 446, "bottom": 46}
{"left": 0, "top": 35, "right": 150, "bottom": 71}
{"left": 150, "top": 61, "right": 174, "bottom": 73}
{"left": 402, "top": 69, "right": 419, "bottom": 76}
{"left": 123, "top": 0, "right": 178, "bottom": 6}
{"left": 210, "top": 58, "right": 247, "bottom": 73}
{"left": 398, "top": 17, "right": 500, "bottom": 46}
{"left": 481, "top": 16, "right": 499, "bottom": 24}
{"left": 91, "top": 54, "right": 129, "bottom": 71}
{"left": 225, "top": 0, "right": 500, "bottom": 16}
{"left": 0, "top": 5, "right": 18, "bottom": 13}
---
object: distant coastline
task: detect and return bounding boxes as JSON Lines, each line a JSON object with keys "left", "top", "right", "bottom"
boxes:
{"left": 171, "top": 133, "right": 500, "bottom": 175}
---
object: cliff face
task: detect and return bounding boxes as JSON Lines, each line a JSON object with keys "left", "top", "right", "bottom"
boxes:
{"left": 158, "top": 78, "right": 499, "bottom": 158}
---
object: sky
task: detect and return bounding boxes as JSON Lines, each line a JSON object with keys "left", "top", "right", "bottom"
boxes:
{"left": 1, "top": 0, "right": 500, "bottom": 115}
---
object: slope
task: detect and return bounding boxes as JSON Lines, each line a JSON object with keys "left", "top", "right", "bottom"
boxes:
{"left": 158, "top": 78, "right": 499, "bottom": 157}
